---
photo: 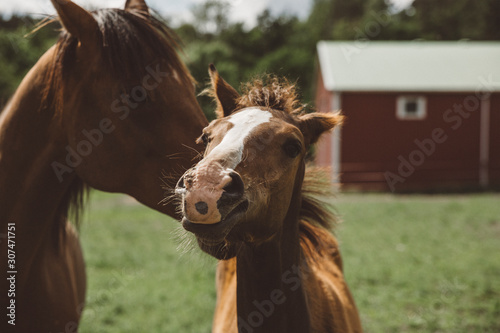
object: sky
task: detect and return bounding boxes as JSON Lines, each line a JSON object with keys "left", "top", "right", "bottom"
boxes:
{"left": 0, "top": 0, "right": 414, "bottom": 28}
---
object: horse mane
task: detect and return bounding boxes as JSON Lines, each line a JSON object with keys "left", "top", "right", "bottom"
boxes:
{"left": 229, "top": 76, "right": 339, "bottom": 250}
{"left": 236, "top": 75, "right": 304, "bottom": 115}
{"left": 42, "top": 8, "right": 193, "bottom": 115}
{"left": 299, "top": 167, "right": 340, "bottom": 257}
{"left": 40, "top": 7, "right": 193, "bottom": 226}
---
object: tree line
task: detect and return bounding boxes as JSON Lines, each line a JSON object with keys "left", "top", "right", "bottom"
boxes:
{"left": 1, "top": 0, "right": 499, "bottom": 117}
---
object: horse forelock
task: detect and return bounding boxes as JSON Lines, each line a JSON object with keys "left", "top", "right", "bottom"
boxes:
{"left": 41, "top": 7, "right": 194, "bottom": 115}
{"left": 237, "top": 75, "right": 305, "bottom": 115}
{"left": 205, "top": 75, "right": 305, "bottom": 118}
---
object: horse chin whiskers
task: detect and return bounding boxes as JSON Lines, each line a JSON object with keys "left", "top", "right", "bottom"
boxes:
{"left": 173, "top": 224, "right": 199, "bottom": 256}
{"left": 173, "top": 226, "right": 224, "bottom": 267}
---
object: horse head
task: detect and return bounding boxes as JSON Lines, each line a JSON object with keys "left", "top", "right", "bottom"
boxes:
{"left": 176, "top": 65, "right": 342, "bottom": 258}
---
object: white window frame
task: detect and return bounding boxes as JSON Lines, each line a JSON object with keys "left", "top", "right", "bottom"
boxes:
{"left": 396, "top": 95, "right": 427, "bottom": 120}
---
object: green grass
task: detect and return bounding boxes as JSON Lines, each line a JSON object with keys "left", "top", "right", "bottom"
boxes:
{"left": 337, "top": 193, "right": 500, "bottom": 333}
{"left": 79, "top": 192, "right": 217, "bottom": 333}
{"left": 78, "top": 192, "right": 500, "bottom": 332}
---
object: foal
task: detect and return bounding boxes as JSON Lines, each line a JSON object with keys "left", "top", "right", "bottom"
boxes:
{"left": 176, "top": 66, "right": 363, "bottom": 332}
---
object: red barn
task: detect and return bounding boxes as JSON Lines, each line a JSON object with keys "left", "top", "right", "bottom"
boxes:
{"left": 314, "top": 41, "right": 500, "bottom": 192}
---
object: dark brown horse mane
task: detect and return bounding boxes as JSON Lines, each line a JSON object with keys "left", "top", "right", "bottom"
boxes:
{"left": 42, "top": 7, "right": 193, "bottom": 115}
{"left": 40, "top": 7, "right": 193, "bottom": 226}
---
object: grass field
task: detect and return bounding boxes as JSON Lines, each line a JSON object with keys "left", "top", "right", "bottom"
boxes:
{"left": 78, "top": 192, "right": 500, "bottom": 333}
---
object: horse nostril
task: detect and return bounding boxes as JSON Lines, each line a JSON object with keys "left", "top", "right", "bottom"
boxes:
{"left": 221, "top": 172, "right": 244, "bottom": 201}
{"left": 175, "top": 175, "right": 186, "bottom": 195}
{"left": 195, "top": 201, "right": 209, "bottom": 215}
{"left": 176, "top": 169, "right": 196, "bottom": 194}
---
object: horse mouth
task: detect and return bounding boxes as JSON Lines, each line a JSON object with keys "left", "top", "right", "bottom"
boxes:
{"left": 181, "top": 199, "right": 249, "bottom": 240}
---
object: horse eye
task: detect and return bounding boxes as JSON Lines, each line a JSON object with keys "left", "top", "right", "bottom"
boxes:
{"left": 198, "top": 133, "right": 210, "bottom": 147}
{"left": 283, "top": 140, "right": 302, "bottom": 158}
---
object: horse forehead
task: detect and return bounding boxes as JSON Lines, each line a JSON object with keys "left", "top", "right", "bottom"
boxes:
{"left": 221, "top": 108, "right": 272, "bottom": 145}
{"left": 228, "top": 107, "right": 273, "bottom": 127}
{"left": 206, "top": 108, "right": 273, "bottom": 165}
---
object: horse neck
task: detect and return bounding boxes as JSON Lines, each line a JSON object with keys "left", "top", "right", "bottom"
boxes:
{"left": 235, "top": 164, "right": 311, "bottom": 333}
{"left": 0, "top": 47, "right": 75, "bottom": 254}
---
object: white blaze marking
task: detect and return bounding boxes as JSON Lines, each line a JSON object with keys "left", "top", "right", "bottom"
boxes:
{"left": 207, "top": 108, "right": 272, "bottom": 168}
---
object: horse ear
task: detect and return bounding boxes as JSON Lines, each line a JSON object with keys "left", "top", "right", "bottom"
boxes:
{"left": 209, "top": 64, "right": 240, "bottom": 118}
{"left": 125, "top": 0, "right": 149, "bottom": 13}
{"left": 299, "top": 112, "right": 344, "bottom": 145}
{"left": 51, "top": 0, "right": 99, "bottom": 48}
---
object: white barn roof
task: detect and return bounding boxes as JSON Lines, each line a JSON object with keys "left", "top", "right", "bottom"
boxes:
{"left": 317, "top": 41, "right": 500, "bottom": 92}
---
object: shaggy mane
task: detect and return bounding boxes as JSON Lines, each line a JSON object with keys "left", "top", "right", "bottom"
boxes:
{"left": 299, "top": 166, "right": 339, "bottom": 257}
{"left": 236, "top": 75, "right": 305, "bottom": 115}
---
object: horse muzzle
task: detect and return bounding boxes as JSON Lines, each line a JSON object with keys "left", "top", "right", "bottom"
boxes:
{"left": 175, "top": 164, "right": 247, "bottom": 228}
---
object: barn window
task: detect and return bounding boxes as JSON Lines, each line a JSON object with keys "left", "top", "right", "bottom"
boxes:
{"left": 396, "top": 96, "right": 427, "bottom": 120}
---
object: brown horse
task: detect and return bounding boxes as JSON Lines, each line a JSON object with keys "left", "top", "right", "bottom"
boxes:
{"left": 0, "top": 0, "right": 207, "bottom": 331}
{"left": 175, "top": 65, "right": 363, "bottom": 333}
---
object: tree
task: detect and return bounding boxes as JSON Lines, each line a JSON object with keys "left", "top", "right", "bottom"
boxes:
{"left": 2, "top": 0, "right": 499, "bottom": 114}
{"left": 307, "top": 0, "right": 368, "bottom": 40}
{"left": 191, "top": 0, "right": 230, "bottom": 36}
{"left": 0, "top": 16, "right": 58, "bottom": 107}
{"left": 393, "top": 0, "right": 500, "bottom": 40}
